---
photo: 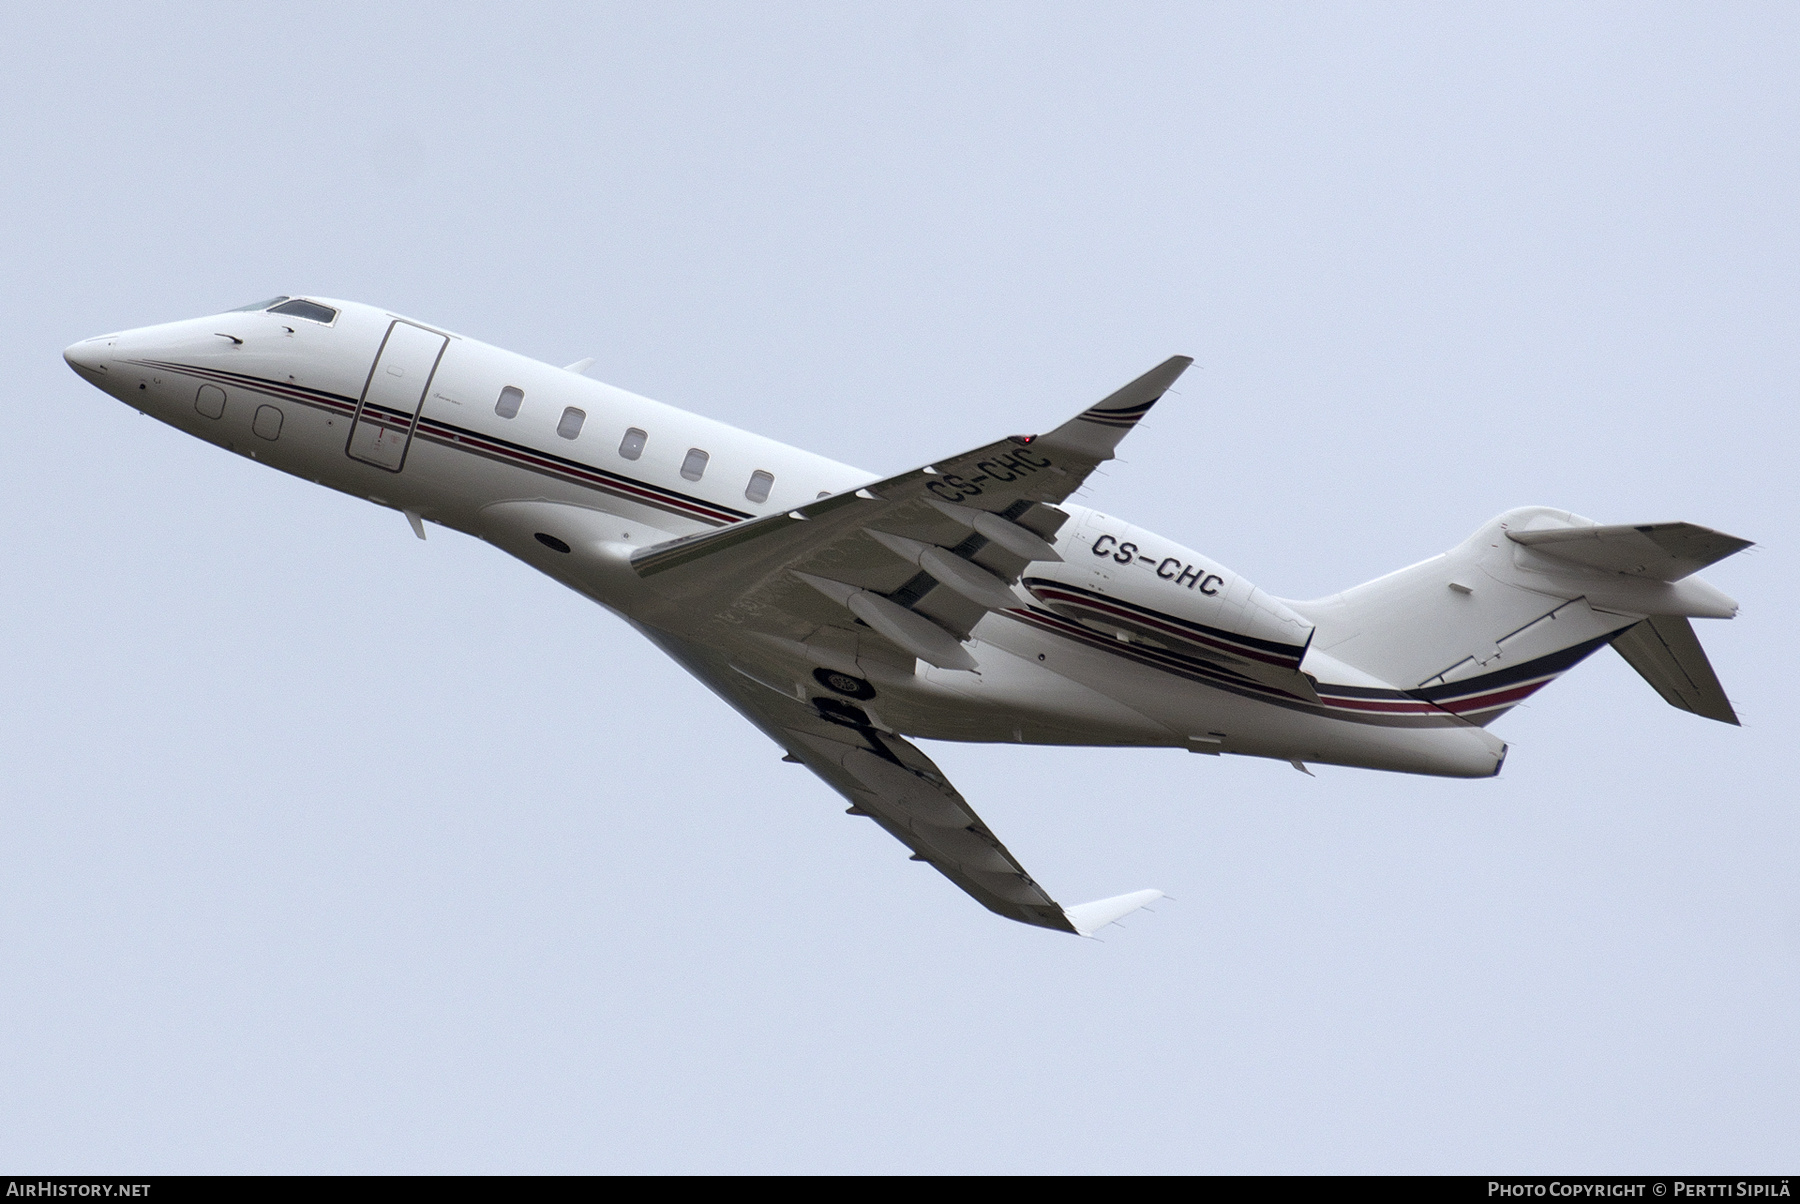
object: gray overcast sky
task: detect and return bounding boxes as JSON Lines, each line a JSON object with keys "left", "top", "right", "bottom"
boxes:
{"left": 2, "top": 1, "right": 1794, "bottom": 1173}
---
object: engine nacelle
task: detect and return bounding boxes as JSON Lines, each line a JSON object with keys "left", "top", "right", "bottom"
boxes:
{"left": 1030, "top": 508, "right": 1314, "bottom": 685}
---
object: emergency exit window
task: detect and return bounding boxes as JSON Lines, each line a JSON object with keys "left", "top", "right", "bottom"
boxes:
{"left": 745, "top": 470, "right": 774, "bottom": 503}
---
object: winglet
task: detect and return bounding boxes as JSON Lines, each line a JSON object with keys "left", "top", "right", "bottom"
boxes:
{"left": 1038, "top": 356, "right": 1193, "bottom": 460}
{"left": 1062, "top": 888, "right": 1163, "bottom": 937}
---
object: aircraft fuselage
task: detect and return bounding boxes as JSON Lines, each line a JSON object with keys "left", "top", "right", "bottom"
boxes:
{"left": 65, "top": 296, "right": 1508, "bottom": 780}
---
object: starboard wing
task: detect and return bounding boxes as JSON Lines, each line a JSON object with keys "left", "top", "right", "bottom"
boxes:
{"left": 628, "top": 357, "right": 1193, "bottom": 670}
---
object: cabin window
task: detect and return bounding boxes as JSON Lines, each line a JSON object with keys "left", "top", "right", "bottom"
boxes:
{"left": 558, "top": 407, "right": 586, "bottom": 439}
{"left": 680, "top": 448, "right": 709, "bottom": 481}
{"left": 252, "top": 404, "right": 284, "bottom": 441}
{"left": 494, "top": 386, "right": 524, "bottom": 418}
{"left": 618, "top": 427, "right": 646, "bottom": 460}
{"left": 745, "top": 470, "right": 774, "bottom": 504}
{"left": 268, "top": 299, "right": 338, "bottom": 324}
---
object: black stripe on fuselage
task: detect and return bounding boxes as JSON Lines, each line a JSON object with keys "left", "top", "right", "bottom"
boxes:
{"left": 137, "top": 359, "right": 359, "bottom": 414}
{"left": 134, "top": 359, "right": 754, "bottom": 526}
{"left": 1009, "top": 604, "right": 1616, "bottom": 728}
{"left": 1410, "top": 631, "right": 1623, "bottom": 705}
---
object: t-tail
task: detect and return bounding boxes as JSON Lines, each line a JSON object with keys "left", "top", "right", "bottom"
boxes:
{"left": 1289, "top": 507, "right": 1750, "bottom": 726}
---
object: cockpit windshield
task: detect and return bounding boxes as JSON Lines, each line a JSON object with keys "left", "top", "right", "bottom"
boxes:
{"left": 268, "top": 299, "right": 338, "bottom": 324}
{"left": 225, "top": 296, "right": 289, "bottom": 312}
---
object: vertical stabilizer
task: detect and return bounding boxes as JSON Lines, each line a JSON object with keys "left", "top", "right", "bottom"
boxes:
{"left": 1610, "top": 615, "right": 1739, "bottom": 725}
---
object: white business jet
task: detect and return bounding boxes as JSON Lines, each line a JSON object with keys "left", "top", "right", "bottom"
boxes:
{"left": 64, "top": 297, "right": 1751, "bottom": 936}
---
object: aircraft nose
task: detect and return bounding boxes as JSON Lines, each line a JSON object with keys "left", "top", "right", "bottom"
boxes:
{"left": 63, "top": 336, "right": 113, "bottom": 378}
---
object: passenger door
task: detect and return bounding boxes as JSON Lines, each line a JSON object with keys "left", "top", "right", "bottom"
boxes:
{"left": 346, "top": 320, "right": 448, "bottom": 471}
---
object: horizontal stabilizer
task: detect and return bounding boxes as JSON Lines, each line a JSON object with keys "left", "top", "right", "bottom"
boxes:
{"left": 1063, "top": 888, "right": 1163, "bottom": 937}
{"left": 1509, "top": 522, "right": 1751, "bottom": 581}
{"left": 1611, "top": 615, "right": 1738, "bottom": 725}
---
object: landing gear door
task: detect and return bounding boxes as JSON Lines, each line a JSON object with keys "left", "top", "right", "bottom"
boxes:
{"left": 346, "top": 320, "right": 448, "bottom": 471}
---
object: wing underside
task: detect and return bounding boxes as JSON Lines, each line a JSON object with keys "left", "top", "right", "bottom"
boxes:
{"left": 638, "top": 623, "right": 1160, "bottom": 935}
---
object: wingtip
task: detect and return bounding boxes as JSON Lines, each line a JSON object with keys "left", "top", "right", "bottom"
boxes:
{"left": 1040, "top": 357, "right": 1195, "bottom": 458}
{"left": 1062, "top": 888, "right": 1164, "bottom": 937}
